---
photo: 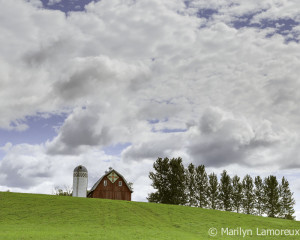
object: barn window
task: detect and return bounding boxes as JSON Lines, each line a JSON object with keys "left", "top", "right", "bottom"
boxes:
{"left": 119, "top": 181, "right": 122, "bottom": 186}
{"left": 104, "top": 180, "right": 107, "bottom": 186}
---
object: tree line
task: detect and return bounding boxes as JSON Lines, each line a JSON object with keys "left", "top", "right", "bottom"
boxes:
{"left": 148, "top": 157, "right": 296, "bottom": 220}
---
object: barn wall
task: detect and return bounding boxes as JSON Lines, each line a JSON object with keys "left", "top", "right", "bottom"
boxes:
{"left": 91, "top": 176, "right": 131, "bottom": 201}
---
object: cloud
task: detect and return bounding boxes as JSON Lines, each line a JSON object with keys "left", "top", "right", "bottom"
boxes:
{"left": 2, "top": 0, "right": 300, "bottom": 133}
{"left": 0, "top": 142, "right": 112, "bottom": 189}
{"left": 0, "top": 144, "right": 51, "bottom": 188}
{"left": 0, "top": 142, "right": 152, "bottom": 203}
{"left": 26, "top": 0, "right": 43, "bottom": 8}
{"left": 48, "top": 0, "right": 62, "bottom": 6}
{"left": 1, "top": 0, "right": 300, "bottom": 218}
{"left": 121, "top": 106, "right": 299, "bottom": 170}
{"left": 46, "top": 108, "right": 103, "bottom": 155}
{"left": 0, "top": 142, "right": 13, "bottom": 152}
{"left": 187, "top": 107, "right": 283, "bottom": 167}
{"left": 122, "top": 131, "right": 187, "bottom": 161}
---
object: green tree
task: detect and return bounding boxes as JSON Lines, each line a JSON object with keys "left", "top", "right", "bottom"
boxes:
{"left": 219, "top": 170, "right": 232, "bottom": 211}
{"left": 168, "top": 158, "right": 187, "bottom": 205}
{"left": 186, "top": 163, "right": 197, "bottom": 207}
{"left": 254, "top": 176, "right": 264, "bottom": 216}
{"left": 195, "top": 165, "right": 209, "bottom": 208}
{"left": 242, "top": 175, "right": 255, "bottom": 214}
{"left": 231, "top": 175, "right": 243, "bottom": 213}
{"left": 207, "top": 173, "right": 219, "bottom": 210}
{"left": 148, "top": 157, "right": 187, "bottom": 205}
{"left": 148, "top": 157, "right": 170, "bottom": 203}
{"left": 279, "top": 177, "right": 295, "bottom": 220}
{"left": 147, "top": 192, "right": 160, "bottom": 203}
{"left": 264, "top": 175, "right": 280, "bottom": 218}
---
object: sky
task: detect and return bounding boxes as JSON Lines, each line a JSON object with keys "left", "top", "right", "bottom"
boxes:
{"left": 0, "top": 0, "right": 300, "bottom": 219}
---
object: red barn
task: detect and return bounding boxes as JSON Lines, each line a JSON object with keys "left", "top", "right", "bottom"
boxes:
{"left": 88, "top": 169, "right": 133, "bottom": 201}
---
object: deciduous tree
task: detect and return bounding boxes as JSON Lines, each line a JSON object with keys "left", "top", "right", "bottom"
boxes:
{"left": 219, "top": 170, "right": 232, "bottom": 211}
{"left": 207, "top": 173, "right": 219, "bottom": 210}
{"left": 232, "top": 175, "right": 243, "bottom": 213}
{"left": 264, "top": 175, "right": 280, "bottom": 218}
{"left": 186, "top": 163, "right": 197, "bottom": 206}
{"left": 279, "top": 177, "right": 295, "bottom": 220}
{"left": 242, "top": 175, "right": 255, "bottom": 214}
{"left": 195, "top": 165, "right": 208, "bottom": 208}
{"left": 148, "top": 157, "right": 187, "bottom": 205}
{"left": 254, "top": 176, "right": 264, "bottom": 216}
{"left": 148, "top": 157, "right": 170, "bottom": 203}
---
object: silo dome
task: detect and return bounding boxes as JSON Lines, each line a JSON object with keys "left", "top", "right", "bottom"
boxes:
{"left": 74, "top": 165, "right": 88, "bottom": 173}
{"left": 72, "top": 165, "right": 88, "bottom": 198}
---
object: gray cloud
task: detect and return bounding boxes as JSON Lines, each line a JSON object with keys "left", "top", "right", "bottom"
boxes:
{"left": 122, "top": 133, "right": 185, "bottom": 161}
{"left": 0, "top": 144, "right": 52, "bottom": 188}
{"left": 55, "top": 59, "right": 117, "bottom": 100}
{"left": 1, "top": 0, "right": 300, "bottom": 218}
{"left": 187, "top": 107, "right": 289, "bottom": 167}
{"left": 1, "top": 0, "right": 300, "bottom": 162}
{"left": 46, "top": 107, "right": 108, "bottom": 155}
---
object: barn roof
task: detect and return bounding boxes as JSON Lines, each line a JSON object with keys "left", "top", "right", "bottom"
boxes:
{"left": 89, "top": 169, "right": 133, "bottom": 194}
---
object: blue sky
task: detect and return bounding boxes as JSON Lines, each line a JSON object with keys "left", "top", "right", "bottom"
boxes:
{"left": 0, "top": 114, "right": 66, "bottom": 146}
{"left": 1, "top": 0, "right": 300, "bottom": 219}
{"left": 40, "top": 0, "right": 99, "bottom": 12}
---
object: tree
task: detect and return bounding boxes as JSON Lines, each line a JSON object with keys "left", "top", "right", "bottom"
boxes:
{"left": 186, "top": 163, "right": 197, "bottom": 207}
{"left": 195, "top": 165, "right": 209, "bottom": 208}
{"left": 219, "top": 170, "right": 232, "bottom": 211}
{"left": 254, "top": 176, "right": 264, "bottom": 216}
{"left": 242, "top": 175, "right": 255, "bottom": 214}
{"left": 53, "top": 185, "right": 72, "bottom": 196}
{"left": 148, "top": 157, "right": 187, "bottom": 205}
{"left": 231, "top": 175, "right": 243, "bottom": 213}
{"left": 279, "top": 177, "right": 295, "bottom": 220}
{"left": 127, "top": 182, "right": 134, "bottom": 191}
{"left": 147, "top": 192, "right": 160, "bottom": 203}
{"left": 148, "top": 157, "right": 170, "bottom": 204}
{"left": 207, "top": 173, "right": 219, "bottom": 210}
{"left": 264, "top": 175, "right": 280, "bottom": 218}
{"left": 168, "top": 157, "right": 187, "bottom": 205}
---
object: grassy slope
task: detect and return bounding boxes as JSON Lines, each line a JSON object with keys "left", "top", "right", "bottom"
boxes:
{"left": 0, "top": 192, "right": 299, "bottom": 240}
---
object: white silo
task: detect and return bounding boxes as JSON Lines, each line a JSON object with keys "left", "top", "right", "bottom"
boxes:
{"left": 72, "top": 165, "right": 88, "bottom": 197}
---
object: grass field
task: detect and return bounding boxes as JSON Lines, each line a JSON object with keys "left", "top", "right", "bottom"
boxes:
{"left": 0, "top": 192, "right": 299, "bottom": 240}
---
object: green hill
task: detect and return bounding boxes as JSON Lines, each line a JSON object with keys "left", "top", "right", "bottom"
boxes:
{"left": 0, "top": 192, "right": 299, "bottom": 240}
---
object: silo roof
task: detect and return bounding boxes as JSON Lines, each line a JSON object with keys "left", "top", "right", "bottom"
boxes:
{"left": 73, "top": 165, "right": 88, "bottom": 172}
